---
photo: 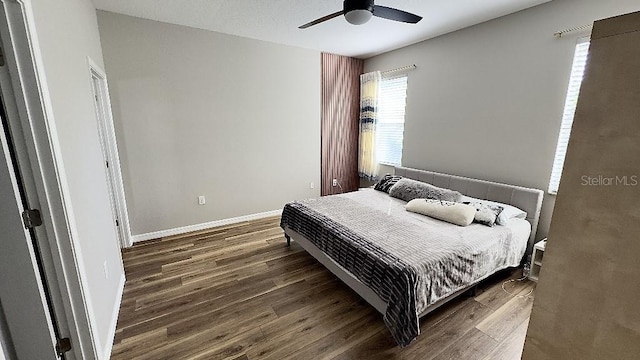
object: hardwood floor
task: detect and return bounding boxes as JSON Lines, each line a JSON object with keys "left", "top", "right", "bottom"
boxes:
{"left": 112, "top": 216, "right": 535, "bottom": 360}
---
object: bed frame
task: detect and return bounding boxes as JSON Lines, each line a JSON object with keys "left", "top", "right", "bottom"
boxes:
{"left": 283, "top": 166, "right": 544, "bottom": 319}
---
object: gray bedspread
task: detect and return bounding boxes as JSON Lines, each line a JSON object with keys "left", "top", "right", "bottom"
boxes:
{"left": 280, "top": 189, "right": 529, "bottom": 346}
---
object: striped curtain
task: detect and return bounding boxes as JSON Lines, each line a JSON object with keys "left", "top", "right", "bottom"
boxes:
{"left": 358, "top": 71, "right": 381, "bottom": 180}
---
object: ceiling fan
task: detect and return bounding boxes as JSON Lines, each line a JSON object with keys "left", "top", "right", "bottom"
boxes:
{"left": 299, "top": 0, "right": 422, "bottom": 29}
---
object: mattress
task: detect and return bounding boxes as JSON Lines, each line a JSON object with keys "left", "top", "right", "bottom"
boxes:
{"left": 280, "top": 188, "right": 530, "bottom": 346}
{"left": 341, "top": 188, "right": 531, "bottom": 256}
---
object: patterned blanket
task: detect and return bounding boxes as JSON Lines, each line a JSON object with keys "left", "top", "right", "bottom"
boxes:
{"left": 281, "top": 200, "right": 419, "bottom": 346}
{"left": 280, "top": 192, "right": 527, "bottom": 346}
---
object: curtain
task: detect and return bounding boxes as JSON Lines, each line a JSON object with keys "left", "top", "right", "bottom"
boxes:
{"left": 358, "top": 71, "right": 381, "bottom": 180}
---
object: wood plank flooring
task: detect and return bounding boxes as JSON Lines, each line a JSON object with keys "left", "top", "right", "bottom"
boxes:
{"left": 112, "top": 216, "right": 535, "bottom": 360}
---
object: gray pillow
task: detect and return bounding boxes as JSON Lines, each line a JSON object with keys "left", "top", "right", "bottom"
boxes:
{"left": 374, "top": 174, "right": 403, "bottom": 193}
{"left": 388, "top": 178, "right": 462, "bottom": 203}
{"left": 464, "top": 201, "right": 504, "bottom": 227}
{"left": 458, "top": 195, "right": 526, "bottom": 225}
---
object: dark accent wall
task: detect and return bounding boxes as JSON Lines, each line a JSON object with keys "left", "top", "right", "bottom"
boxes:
{"left": 321, "top": 53, "right": 363, "bottom": 196}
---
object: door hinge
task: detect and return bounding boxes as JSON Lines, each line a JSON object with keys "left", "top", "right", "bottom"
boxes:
{"left": 22, "top": 209, "right": 43, "bottom": 229}
{"left": 55, "top": 337, "right": 72, "bottom": 357}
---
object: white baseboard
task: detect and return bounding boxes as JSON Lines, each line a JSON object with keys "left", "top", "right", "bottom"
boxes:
{"left": 102, "top": 273, "right": 125, "bottom": 360}
{"left": 130, "top": 209, "right": 282, "bottom": 243}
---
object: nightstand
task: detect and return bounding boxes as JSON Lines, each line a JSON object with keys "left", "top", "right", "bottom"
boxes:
{"left": 529, "top": 239, "right": 547, "bottom": 282}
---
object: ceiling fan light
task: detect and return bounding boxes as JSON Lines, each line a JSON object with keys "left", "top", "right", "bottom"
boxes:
{"left": 345, "top": 9, "right": 372, "bottom": 25}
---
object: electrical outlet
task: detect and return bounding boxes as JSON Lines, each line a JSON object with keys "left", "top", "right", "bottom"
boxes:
{"left": 198, "top": 195, "right": 206, "bottom": 205}
{"left": 103, "top": 261, "right": 109, "bottom": 279}
{"left": 309, "top": 182, "right": 315, "bottom": 189}
{"left": 332, "top": 179, "right": 338, "bottom": 187}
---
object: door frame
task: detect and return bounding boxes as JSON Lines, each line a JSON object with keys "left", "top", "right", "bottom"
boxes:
{"left": 87, "top": 57, "right": 131, "bottom": 248}
{"left": 0, "top": 0, "right": 99, "bottom": 358}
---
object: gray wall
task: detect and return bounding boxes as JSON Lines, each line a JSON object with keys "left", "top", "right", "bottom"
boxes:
{"left": 30, "top": 0, "right": 125, "bottom": 356}
{"left": 363, "top": 0, "right": 640, "bottom": 240}
{"left": 96, "top": 12, "right": 321, "bottom": 236}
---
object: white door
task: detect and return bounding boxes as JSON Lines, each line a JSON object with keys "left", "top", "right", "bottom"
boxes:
{"left": 89, "top": 66, "right": 130, "bottom": 249}
{"left": 90, "top": 75, "right": 124, "bottom": 248}
{"left": 0, "top": 111, "right": 59, "bottom": 359}
{"left": 0, "top": 2, "right": 99, "bottom": 358}
{"left": 0, "top": 22, "right": 70, "bottom": 360}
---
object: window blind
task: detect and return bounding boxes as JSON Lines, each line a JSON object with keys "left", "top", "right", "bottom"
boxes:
{"left": 376, "top": 75, "right": 408, "bottom": 166}
{"left": 549, "top": 40, "right": 590, "bottom": 194}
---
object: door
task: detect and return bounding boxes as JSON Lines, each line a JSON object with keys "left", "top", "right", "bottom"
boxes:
{"left": 0, "top": 24, "right": 71, "bottom": 359}
{"left": 90, "top": 74, "right": 124, "bottom": 248}
{"left": 0, "top": 305, "right": 15, "bottom": 359}
{"left": 89, "top": 63, "right": 130, "bottom": 249}
{"left": 0, "top": 89, "right": 60, "bottom": 359}
{"left": 0, "top": 1, "right": 99, "bottom": 358}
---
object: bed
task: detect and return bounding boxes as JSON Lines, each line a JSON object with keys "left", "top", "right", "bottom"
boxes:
{"left": 280, "top": 166, "right": 543, "bottom": 346}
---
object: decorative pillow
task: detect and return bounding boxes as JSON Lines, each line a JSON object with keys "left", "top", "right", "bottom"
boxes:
{"left": 389, "top": 178, "right": 462, "bottom": 203}
{"left": 374, "top": 174, "right": 403, "bottom": 193}
{"left": 458, "top": 195, "right": 527, "bottom": 225}
{"left": 463, "top": 202, "right": 504, "bottom": 227}
{"left": 406, "top": 199, "right": 476, "bottom": 226}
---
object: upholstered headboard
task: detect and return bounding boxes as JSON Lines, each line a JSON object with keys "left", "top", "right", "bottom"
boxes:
{"left": 394, "top": 166, "right": 544, "bottom": 255}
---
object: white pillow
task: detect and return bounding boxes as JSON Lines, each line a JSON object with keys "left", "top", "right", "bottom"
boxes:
{"left": 458, "top": 195, "right": 527, "bottom": 225}
{"left": 406, "top": 199, "right": 476, "bottom": 226}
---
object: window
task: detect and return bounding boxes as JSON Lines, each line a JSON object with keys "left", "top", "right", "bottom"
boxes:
{"left": 376, "top": 75, "right": 408, "bottom": 166}
{"left": 548, "top": 39, "right": 590, "bottom": 194}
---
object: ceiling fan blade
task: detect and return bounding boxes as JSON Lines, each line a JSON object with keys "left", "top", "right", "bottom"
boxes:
{"left": 372, "top": 5, "right": 422, "bottom": 24}
{"left": 299, "top": 10, "right": 344, "bottom": 29}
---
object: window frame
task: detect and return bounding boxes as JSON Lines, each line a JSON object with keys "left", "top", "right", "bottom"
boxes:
{"left": 375, "top": 74, "right": 408, "bottom": 167}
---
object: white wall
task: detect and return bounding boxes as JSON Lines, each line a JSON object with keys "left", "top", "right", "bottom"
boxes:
{"left": 96, "top": 12, "right": 321, "bottom": 236}
{"left": 29, "top": 0, "right": 125, "bottom": 356}
{"left": 363, "top": 0, "right": 640, "bottom": 240}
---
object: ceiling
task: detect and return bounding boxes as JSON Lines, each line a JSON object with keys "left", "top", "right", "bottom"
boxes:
{"left": 92, "top": 0, "right": 551, "bottom": 58}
